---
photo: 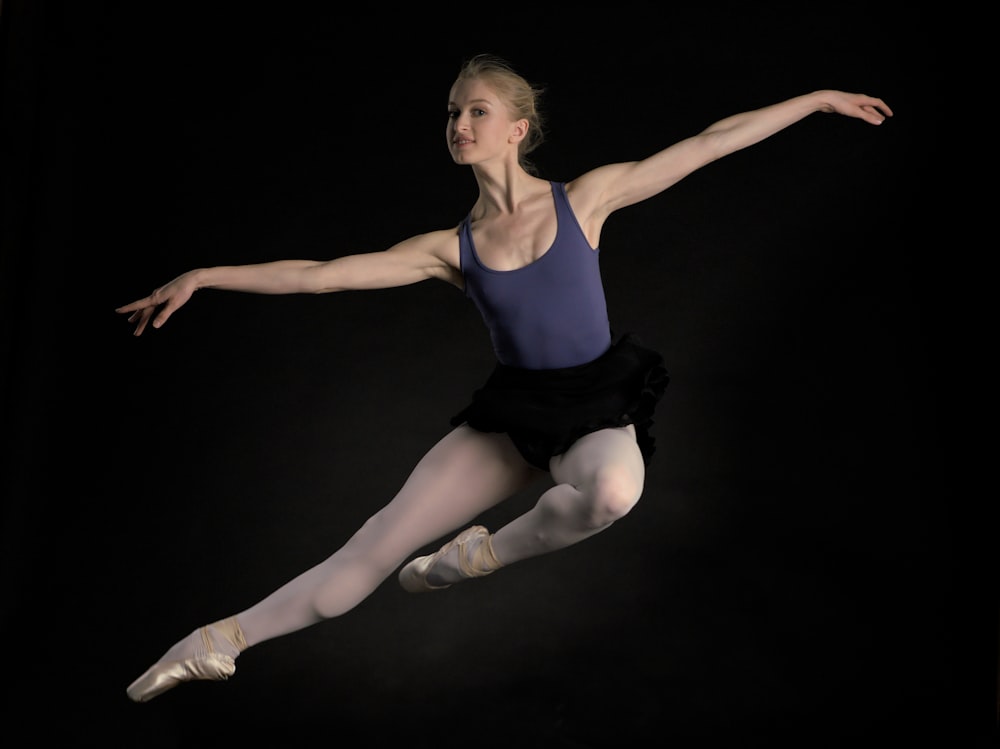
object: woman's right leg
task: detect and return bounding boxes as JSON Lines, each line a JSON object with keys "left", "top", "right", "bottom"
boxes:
{"left": 127, "top": 425, "right": 538, "bottom": 702}
{"left": 237, "top": 425, "right": 537, "bottom": 643}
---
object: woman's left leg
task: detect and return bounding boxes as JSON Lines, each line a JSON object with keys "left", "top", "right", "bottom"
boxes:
{"left": 418, "top": 424, "right": 645, "bottom": 586}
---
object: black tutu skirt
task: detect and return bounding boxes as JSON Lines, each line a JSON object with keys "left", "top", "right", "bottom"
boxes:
{"left": 450, "top": 333, "right": 669, "bottom": 471}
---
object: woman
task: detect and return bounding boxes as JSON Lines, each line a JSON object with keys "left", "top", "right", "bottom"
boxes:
{"left": 118, "top": 53, "right": 892, "bottom": 703}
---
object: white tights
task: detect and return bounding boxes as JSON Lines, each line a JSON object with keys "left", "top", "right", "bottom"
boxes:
{"left": 149, "top": 423, "right": 646, "bottom": 666}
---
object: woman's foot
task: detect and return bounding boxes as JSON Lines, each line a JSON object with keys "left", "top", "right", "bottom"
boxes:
{"left": 398, "top": 525, "right": 504, "bottom": 593}
{"left": 126, "top": 616, "right": 247, "bottom": 703}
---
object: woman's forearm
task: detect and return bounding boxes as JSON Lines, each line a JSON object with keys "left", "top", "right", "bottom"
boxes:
{"left": 190, "top": 259, "right": 327, "bottom": 295}
{"left": 700, "top": 91, "right": 834, "bottom": 157}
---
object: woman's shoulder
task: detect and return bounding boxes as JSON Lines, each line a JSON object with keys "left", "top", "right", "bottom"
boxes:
{"left": 392, "top": 225, "right": 463, "bottom": 276}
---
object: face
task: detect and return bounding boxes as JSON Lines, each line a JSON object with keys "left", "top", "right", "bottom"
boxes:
{"left": 446, "top": 77, "right": 524, "bottom": 166}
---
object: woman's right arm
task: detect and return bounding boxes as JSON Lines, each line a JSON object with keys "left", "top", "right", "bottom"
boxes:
{"left": 116, "top": 228, "right": 461, "bottom": 336}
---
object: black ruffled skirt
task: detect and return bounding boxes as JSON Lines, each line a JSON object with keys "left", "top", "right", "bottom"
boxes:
{"left": 450, "top": 333, "right": 669, "bottom": 471}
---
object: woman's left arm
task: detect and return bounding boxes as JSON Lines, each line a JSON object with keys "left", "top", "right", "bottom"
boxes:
{"left": 571, "top": 89, "right": 893, "bottom": 231}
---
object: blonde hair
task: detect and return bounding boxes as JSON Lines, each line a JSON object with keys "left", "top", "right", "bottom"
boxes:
{"left": 454, "top": 53, "right": 546, "bottom": 175}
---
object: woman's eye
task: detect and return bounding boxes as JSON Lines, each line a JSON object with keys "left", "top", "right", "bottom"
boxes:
{"left": 447, "top": 108, "right": 487, "bottom": 120}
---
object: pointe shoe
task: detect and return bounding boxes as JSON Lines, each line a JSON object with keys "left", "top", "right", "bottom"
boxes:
{"left": 126, "top": 617, "right": 247, "bottom": 703}
{"left": 398, "top": 525, "right": 504, "bottom": 593}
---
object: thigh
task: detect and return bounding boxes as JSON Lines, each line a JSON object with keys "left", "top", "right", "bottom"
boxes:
{"left": 350, "top": 425, "right": 542, "bottom": 564}
{"left": 549, "top": 424, "right": 645, "bottom": 489}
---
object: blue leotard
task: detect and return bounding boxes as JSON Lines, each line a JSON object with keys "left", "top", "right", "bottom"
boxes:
{"left": 459, "top": 182, "right": 612, "bottom": 370}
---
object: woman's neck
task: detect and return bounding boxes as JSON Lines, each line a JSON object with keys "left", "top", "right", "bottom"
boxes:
{"left": 471, "top": 165, "right": 545, "bottom": 218}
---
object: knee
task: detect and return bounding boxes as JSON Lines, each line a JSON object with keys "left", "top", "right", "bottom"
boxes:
{"left": 584, "top": 467, "right": 643, "bottom": 527}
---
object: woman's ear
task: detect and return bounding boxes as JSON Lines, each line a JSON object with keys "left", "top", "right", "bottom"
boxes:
{"left": 508, "top": 118, "right": 529, "bottom": 144}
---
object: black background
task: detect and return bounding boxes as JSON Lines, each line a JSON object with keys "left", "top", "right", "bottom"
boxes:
{"left": 1, "top": 3, "right": 964, "bottom": 747}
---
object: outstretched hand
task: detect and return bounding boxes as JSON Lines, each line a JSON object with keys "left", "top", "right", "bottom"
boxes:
{"left": 824, "top": 90, "right": 893, "bottom": 125}
{"left": 116, "top": 272, "right": 198, "bottom": 336}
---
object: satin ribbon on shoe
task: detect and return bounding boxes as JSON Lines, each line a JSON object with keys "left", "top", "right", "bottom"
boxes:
{"left": 398, "top": 526, "right": 503, "bottom": 593}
